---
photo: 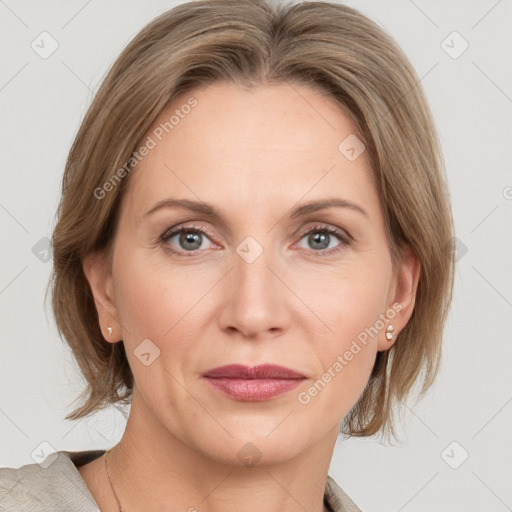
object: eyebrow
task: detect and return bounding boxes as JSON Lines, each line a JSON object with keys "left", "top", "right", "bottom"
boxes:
{"left": 144, "top": 197, "right": 369, "bottom": 222}
{"left": 144, "top": 197, "right": 368, "bottom": 220}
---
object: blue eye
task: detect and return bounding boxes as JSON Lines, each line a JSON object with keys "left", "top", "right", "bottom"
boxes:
{"left": 295, "top": 225, "right": 351, "bottom": 256}
{"left": 160, "top": 223, "right": 352, "bottom": 257}
{"left": 160, "top": 224, "right": 214, "bottom": 256}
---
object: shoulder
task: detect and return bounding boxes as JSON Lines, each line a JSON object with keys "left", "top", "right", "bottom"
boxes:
{"left": 0, "top": 449, "right": 105, "bottom": 512}
{"left": 325, "top": 474, "right": 364, "bottom": 512}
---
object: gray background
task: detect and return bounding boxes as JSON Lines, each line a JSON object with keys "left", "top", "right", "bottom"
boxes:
{"left": 1, "top": 1, "right": 511, "bottom": 511}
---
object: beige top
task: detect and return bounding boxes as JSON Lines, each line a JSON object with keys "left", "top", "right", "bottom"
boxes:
{"left": 0, "top": 450, "right": 363, "bottom": 511}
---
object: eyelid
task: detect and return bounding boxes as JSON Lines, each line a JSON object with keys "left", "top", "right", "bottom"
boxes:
{"left": 160, "top": 222, "right": 216, "bottom": 241}
{"left": 294, "top": 222, "right": 353, "bottom": 243}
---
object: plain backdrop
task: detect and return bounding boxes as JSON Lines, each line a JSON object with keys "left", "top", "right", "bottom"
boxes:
{"left": 1, "top": 1, "right": 511, "bottom": 511}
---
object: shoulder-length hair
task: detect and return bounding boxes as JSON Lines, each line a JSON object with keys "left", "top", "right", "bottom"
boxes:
{"left": 48, "top": 0, "right": 455, "bottom": 440}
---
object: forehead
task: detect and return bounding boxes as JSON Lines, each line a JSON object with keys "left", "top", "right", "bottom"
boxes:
{"left": 123, "top": 81, "right": 379, "bottom": 220}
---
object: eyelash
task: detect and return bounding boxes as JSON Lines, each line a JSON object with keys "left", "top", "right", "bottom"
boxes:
{"left": 159, "top": 222, "right": 352, "bottom": 258}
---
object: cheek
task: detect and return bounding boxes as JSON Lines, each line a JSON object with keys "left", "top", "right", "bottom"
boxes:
{"left": 111, "top": 252, "right": 202, "bottom": 395}
{"left": 299, "top": 262, "right": 389, "bottom": 411}
{"left": 306, "top": 256, "right": 390, "bottom": 345}
{"left": 297, "top": 304, "right": 380, "bottom": 420}
{"left": 113, "top": 247, "right": 203, "bottom": 341}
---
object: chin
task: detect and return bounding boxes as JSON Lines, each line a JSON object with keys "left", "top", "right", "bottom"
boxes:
{"left": 188, "top": 424, "right": 317, "bottom": 468}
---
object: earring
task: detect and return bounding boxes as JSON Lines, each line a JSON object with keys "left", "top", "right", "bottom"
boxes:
{"left": 107, "top": 326, "right": 113, "bottom": 338}
{"left": 385, "top": 324, "right": 395, "bottom": 341}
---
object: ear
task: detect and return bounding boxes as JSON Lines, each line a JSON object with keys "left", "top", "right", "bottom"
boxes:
{"left": 83, "top": 250, "right": 121, "bottom": 343}
{"left": 378, "top": 244, "right": 420, "bottom": 351}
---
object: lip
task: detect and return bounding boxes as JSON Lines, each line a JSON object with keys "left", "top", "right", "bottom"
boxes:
{"left": 202, "top": 364, "right": 306, "bottom": 401}
{"left": 203, "top": 364, "right": 306, "bottom": 379}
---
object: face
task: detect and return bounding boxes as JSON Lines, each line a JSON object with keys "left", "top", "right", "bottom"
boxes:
{"left": 85, "top": 81, "right": 418, "bottom": 466}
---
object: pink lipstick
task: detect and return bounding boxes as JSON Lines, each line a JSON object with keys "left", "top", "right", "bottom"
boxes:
{"left": 202, "top": 364, "right": 306, "bottom": 401}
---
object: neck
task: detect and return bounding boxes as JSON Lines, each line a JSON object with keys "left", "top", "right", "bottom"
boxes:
{"left": 106, "top": 387, "right": 338, "bottom": 512}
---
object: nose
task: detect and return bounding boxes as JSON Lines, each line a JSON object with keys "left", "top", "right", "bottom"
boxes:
{"left": 216, "top": 238, "right": 291, "bottom": 340}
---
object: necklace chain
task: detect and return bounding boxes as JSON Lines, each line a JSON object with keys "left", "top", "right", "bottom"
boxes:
{"left": 105, "top": 447, "right": 125, "bottom": 512}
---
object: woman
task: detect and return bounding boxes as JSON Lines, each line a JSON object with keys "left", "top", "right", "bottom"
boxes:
{"left": 0, "top": 0, "right": 454, "bottom": 510}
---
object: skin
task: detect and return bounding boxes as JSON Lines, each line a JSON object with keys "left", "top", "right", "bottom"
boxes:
{"left": 80, "top": 81, "right": 420, "bottom": 512}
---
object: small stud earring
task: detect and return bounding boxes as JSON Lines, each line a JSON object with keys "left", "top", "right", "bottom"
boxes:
{"left": 385, "top": 324, "right": 395, "bottom": 341}
{"left": 107, "top": 326, "right": 113, "bottom": 338}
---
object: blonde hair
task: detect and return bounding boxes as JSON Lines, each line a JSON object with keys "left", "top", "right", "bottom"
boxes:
{"left": 48, "top": 0, "right": 455, "bottom": 440}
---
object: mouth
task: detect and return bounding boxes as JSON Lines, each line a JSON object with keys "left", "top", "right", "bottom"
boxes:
{"left": 202, "top": 364, "right": 306, "bottom": 401}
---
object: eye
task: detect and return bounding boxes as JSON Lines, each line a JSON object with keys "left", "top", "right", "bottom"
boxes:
{"left": 160, "top": 224, "right": 216, "bottom": 257}
{"left": 295, "top": 224, "right": 352, "bottom": 256}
